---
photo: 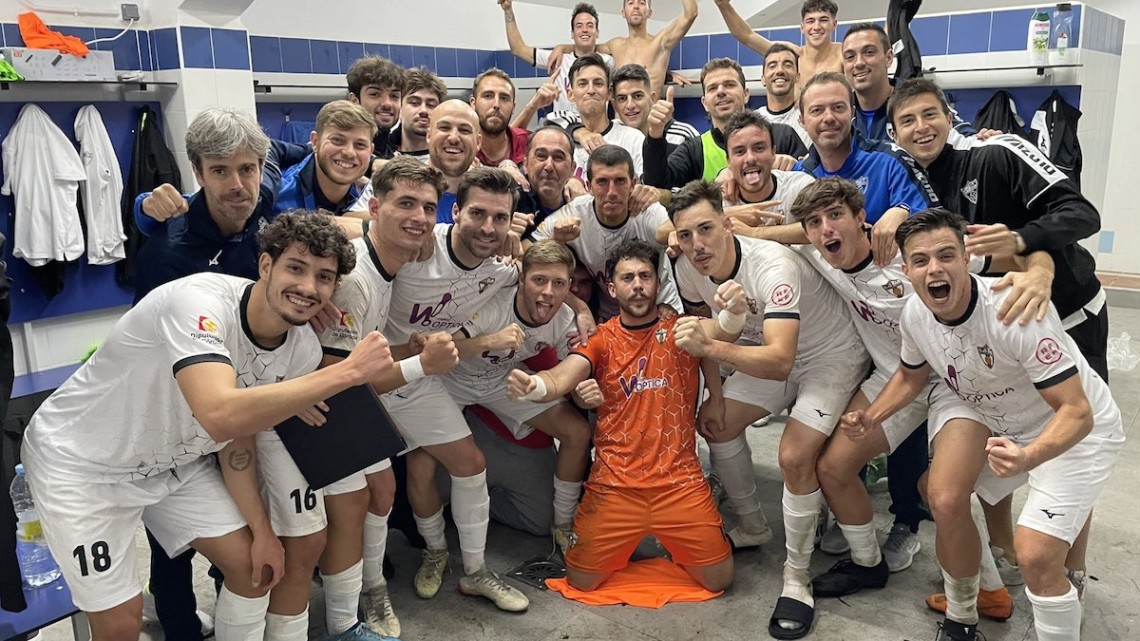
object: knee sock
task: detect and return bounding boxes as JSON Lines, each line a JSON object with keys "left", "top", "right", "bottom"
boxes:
{"left": 213, "top": 585, "right": 268, "bottom": 641}
{"left": 264, "top": 608, "right": 308, "bottom": 641}
{"left": 838, "top": 520, "right": 882, "bottom": 568}
{"left": 781, "top": 486, "right": 821, "bottom": 606}
{"left": 363, "top": 510, "right": 390, "bottom": 592}
{"left": 941, "top": 569, "right": 980, "bottom": 625}
{"left": 413, "top": 507, "right": 448, "bottom": 551}
{"left": 971, "top": 498, "right": 1004, "bottom": 591}
{"left": 319, "top": 559, "right": 362, "bottom": 635}
{"left": 451, "top": 471, "right": 491, "bottom": 575}
{"left": 710, "top": 436, "right": 765, "bottom": 531}
{"left": 1027, "top": 583, "right": 1082, "bottom": 641}
{"left": 552, "top": 477, "right": 581, "bottom": 527}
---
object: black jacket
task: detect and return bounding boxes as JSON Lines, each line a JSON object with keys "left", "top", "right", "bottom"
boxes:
{"left": 643, "top": 122, "right": 807, "bottom": 189}
{"left": 974, "top": 90, "right": 1028, "bottom": 139}
{"left": 0, "top": 231, "right": 21, "bottom": 613}
{"left": 924, "top": 137, "right": 1100, "bottom": 318}
{"left": 118, "top": 106, "right": 182, "bottom": 287}
{"left": 1030, "top": 90, "right": 1083, "bottom": 190}
{"left": 888, "top": 0, "right": 924, "bottom": 81}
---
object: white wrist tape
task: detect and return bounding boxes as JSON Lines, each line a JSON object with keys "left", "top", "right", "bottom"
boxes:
{"left": 717, "top": 309, "right": 746, "bottom": 334}
{"left": 519, "top": 374, "right": 548, "bottom": 401}
{"left": 399, "top": 355, "right": 425, "bottom": 382}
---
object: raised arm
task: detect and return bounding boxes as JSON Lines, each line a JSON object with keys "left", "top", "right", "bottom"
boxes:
{"left": 499, "top": 0, "right": 535, "bottom": 62}
{"left": 658, "top": 0, "right": 699, "bottom": 51}
{"left": 714, "top": 0, "right": 795, "bottom": 56}
{"left": 507, "top": 353, "right": 594, "bottom": 402}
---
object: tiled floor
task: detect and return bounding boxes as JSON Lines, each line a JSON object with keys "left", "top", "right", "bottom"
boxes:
{"left": 30, "top": 306, "right": 1140, "bottom": 641}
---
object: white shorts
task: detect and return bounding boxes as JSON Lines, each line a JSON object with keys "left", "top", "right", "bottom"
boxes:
{"left": 441, "top": 374, "right": 563, "bottom": 440}
{"left": 256, "top": 430, "right": 326, "bottom": 537}
{"left": 723, "top": 342, "right": 869, "bottom": 435}
{"left": 323, "top": 458, "right": 393, "bottom": 497}
{"left": 974, "top": 427, "right": 1122, "bottom": 545}
{"left": 384, "top": 376, "right": 471, "bottom": 450}
{"left": 861, "top": 373, "right": 978, "bottom": 452}
{"left": 22, "top": 453, "right": 245, "bottom": 612}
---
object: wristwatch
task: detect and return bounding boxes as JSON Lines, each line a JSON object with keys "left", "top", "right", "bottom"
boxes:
{"left": 1011, "top": 231, "right": 1027, "bottom": 255}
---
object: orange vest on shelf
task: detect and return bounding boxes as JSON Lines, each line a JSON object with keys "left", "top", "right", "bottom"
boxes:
{"left": 18, "top": 12, "right": 90, "bottom": 57}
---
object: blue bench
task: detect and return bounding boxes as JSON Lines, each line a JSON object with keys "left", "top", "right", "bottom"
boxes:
{"left": 0, "top": 576, "right": 89, "bottom": 641}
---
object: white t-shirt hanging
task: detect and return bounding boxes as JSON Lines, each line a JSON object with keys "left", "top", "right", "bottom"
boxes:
{"left": 75, "top": 105, "right": 126, "bottom": 265}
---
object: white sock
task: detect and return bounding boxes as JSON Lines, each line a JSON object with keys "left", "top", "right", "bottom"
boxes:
{"left": 213, "top": 585, "right": 268, "bottom": 641}
{"left": 781, "top": 486, "right": 821, "bottom": 607}
{"left": 941, "top": 569, "right": 980, "bottom": 625}
{"left": 552, "top": 477, "right": 581, "bottom": 526}
{"left": 363, "top": 510, "right": 391, "bottom": 591}
{"left": 264, "top": 608, "right": 308, "bottom": 641}
{"left": 451, "top": 471, "right": 491, "bottom": 575}
{"left": 1027, "top": 583, "right": 1082, "bottom": 641}
{"left": 970, "top": 496, "right": 1004, "bottom": 591}
{"left": 320, "top": 559, "right": 363, "bottom": 635}
{"left": 838, "top": 520, "right": 882, "bottom": 568}
{"left": 710, "top": 436, "right": 762, "bottom": 527}
{"left": 414, "top": 507, "right": 448, "bottom": 551}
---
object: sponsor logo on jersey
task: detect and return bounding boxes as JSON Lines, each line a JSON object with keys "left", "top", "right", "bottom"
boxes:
{"left": 340, "top": 311, "right": 357, "bottom": 329}
{"left": 977, "top": 344, "right": 994, "bottom": 368}
{"left": 961, "top": 179, "right": 979, "bottom": 205}
{"left": 618, "top": 356, "right": 669, "bottom": 398}
{"left": 258, "top": 217, "right": 270, "bottom": 231}
{"left": 770, "top": 283, "right": 794, "bottom": 307}
{"left": 191, "top": 315, "right": 223, "bottom": 345}
{"left": 850, "top": 300, "right": 900, "bottom": 330}
{"left": 746, "top": 297, "right": 759, "bottom": 315}
{"left": 478, "top": 277, "right": 497, "bottom": 293}
{"left": 482, "top": 349, "right": 517, "bottom": 365}
{"left": 410, "top": 293, "right": 454, "bottom": 327}
{"left": 944, "top": 364, "right": 959, "bottom": 393}
{"left": 882, "top": 278, "right": 905, "bottom": 298}
{"left": 208, "top": 249, "right": 222, "bottom": 267}
{"left": 534, "top": 341, "right": 550, "bottom": 352}
{"left": 1035, "top": 337, "right": 1063, "bottom": 365}
{"left": 275, "top": 375, "right": 286, "bottom": 382}
{"left": 1041, "top": 508, "right": 1065, "bottom": 520}
{"left": 855, "top": 176, "right": 870, "bottom": 193}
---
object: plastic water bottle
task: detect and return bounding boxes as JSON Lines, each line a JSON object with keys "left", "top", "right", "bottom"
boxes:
{"left": 10, "top": 464, "right": 62, "bottom": 587}
{"left": 1051, "top": 3, "right": 1073, "bottom": 64}
{"left": 1027, "top": 10, "right": 1051, "bottom": 66}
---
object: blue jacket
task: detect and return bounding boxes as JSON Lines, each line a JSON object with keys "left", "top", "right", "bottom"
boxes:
{"left": 795, "top": 131, "right": 939, "bottom": 222}
{"left": 274, "top": 153, "right": 363, "bottom": 214}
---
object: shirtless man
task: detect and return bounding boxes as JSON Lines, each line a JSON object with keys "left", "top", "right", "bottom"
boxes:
{"left": 715, "top": 0, "right": 842, "bottom": 95}
{"left": 548, "top": 0, "right": 698, "bottom": 96}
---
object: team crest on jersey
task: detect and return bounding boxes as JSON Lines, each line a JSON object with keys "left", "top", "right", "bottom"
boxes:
{"left": 855, "top": 176, "right": 870, "bottom": 193}
{"left": 478, "top": 277, "right": 496, "bottom": 293}
{"left": 977, "top": 344, "right": 995, "bottom": 369}
{"left": 655, "top": 327, "right": 668, "bottom": 344}
{"left": 770, "top": 283, "right": 794, "bottom": 307}
{"left": 882, "top": 279, "right": 905, "bottom": 298}
{"left": 746, "top": 297, "right": 759, "bottom": 315}
{"left": 961, "top": 179, "right": 979, "bottom": 205}
{"left": 943, "top": 364, "right": 960, "bottom": 393}
{"left": 258, "top": 217, "right": 269, "bottom": 231}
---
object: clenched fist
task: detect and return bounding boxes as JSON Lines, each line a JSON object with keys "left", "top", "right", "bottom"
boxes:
{"left": 142, "top": 183, "right": 189, "bottom": 221}
{"left": 420, "top": 332, "right": 460, "bottom": 375}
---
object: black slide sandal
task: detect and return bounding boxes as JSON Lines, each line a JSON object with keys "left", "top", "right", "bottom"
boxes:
{"left": 768, "top": 596, "right": 815, "bottom": 640}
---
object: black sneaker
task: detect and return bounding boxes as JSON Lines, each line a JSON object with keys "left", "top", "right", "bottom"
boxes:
{"left": 933, "top": 619, "right": 985, "bottom": 641}
{"left": 812, "top": 558, "right": 889, "bottom": 597}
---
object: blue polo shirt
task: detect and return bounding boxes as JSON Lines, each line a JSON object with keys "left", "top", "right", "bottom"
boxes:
{"left": 795, "top": 130, "right": 939, "bottom": 222}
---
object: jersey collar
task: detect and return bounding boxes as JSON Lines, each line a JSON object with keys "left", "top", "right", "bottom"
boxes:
{"left": 841, "top": 227, "right": 875, "bottom": 274}
{"left": 710, "top": 236, "right": 743, "bottom": 285}
{"left": 363, "top": 233, "right": 396, "bottom": 282}
{"left": 239, "top": 283, "right": 287, "bottom": 351}
{"left": 937, "top": 276, "right": 980, "bottom": 327}
{"left": 512, "top": 288, "right": 544, "bottom": 328}
{"left": 620, "top": 316, "right": 661, "bottom": 331}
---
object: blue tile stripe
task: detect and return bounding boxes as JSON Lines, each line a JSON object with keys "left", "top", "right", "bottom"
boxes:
{"left": 0, "top": 5, "right": 1113, "bottom": 78}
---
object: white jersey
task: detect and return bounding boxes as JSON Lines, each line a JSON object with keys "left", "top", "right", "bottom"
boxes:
{"left": 757, "top": 104, "right": 811, "bottom": 148}
{"left": 1, "top": 103, "right": 86, "bottom": 266}
{"left": 531, "top": 195, "right": 680, "bottom": 319}
{"left": 725, "top": 169, "right": 816, "bottom": 223}
{"left": 319, "top": 235, "right": 395, "bottom": 356}
{"left": 74, "top": 105, "right": 126, "bottom": 265}
{"left": 534, "top": 49, "right": 615, "bottom": 113}
{"left": 571, "top": 121, "right": 645, "bottom": 181}
{"left": 900, "top": 275, "right": 1120, "bottom": 442}
{"left": 450, "top": 286, "right": 576, "bottom": 393}
{"left": 800, "top": 244, "right": 989, "bottom": 373}
{"left": 385, "top": 223, "right": 518, "bottom": 344}
{"left": 22, "top": 273, "right": 322, "bottom": 483}
{"left": 674, "top": 235, "right": 858, "bottom": 362}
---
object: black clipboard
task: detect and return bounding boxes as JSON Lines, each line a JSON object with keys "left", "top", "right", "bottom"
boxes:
{"left": 275, "top": 384, "right": 407, "bottom": 490}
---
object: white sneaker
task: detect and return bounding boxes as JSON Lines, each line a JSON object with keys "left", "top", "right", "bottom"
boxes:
{"left": 727, "top": 523, "right": 773, "bottom": 549}
{"left": 882, "top": 523, "right": 920, "bottom": 572}
{"left": 991, "top": 546, "right": 1025, "bottom": 586}
{"left": 414, "top": 548, "right": 450, "bottom": 599}
{"left": 360, "top": 585, "right": 400, "bottom": 638}
{"left": 458, "top": 567, "right": 529, "bottom": 612}
{"left": 141, "top": 581, "right": 214, "bottom": 637}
